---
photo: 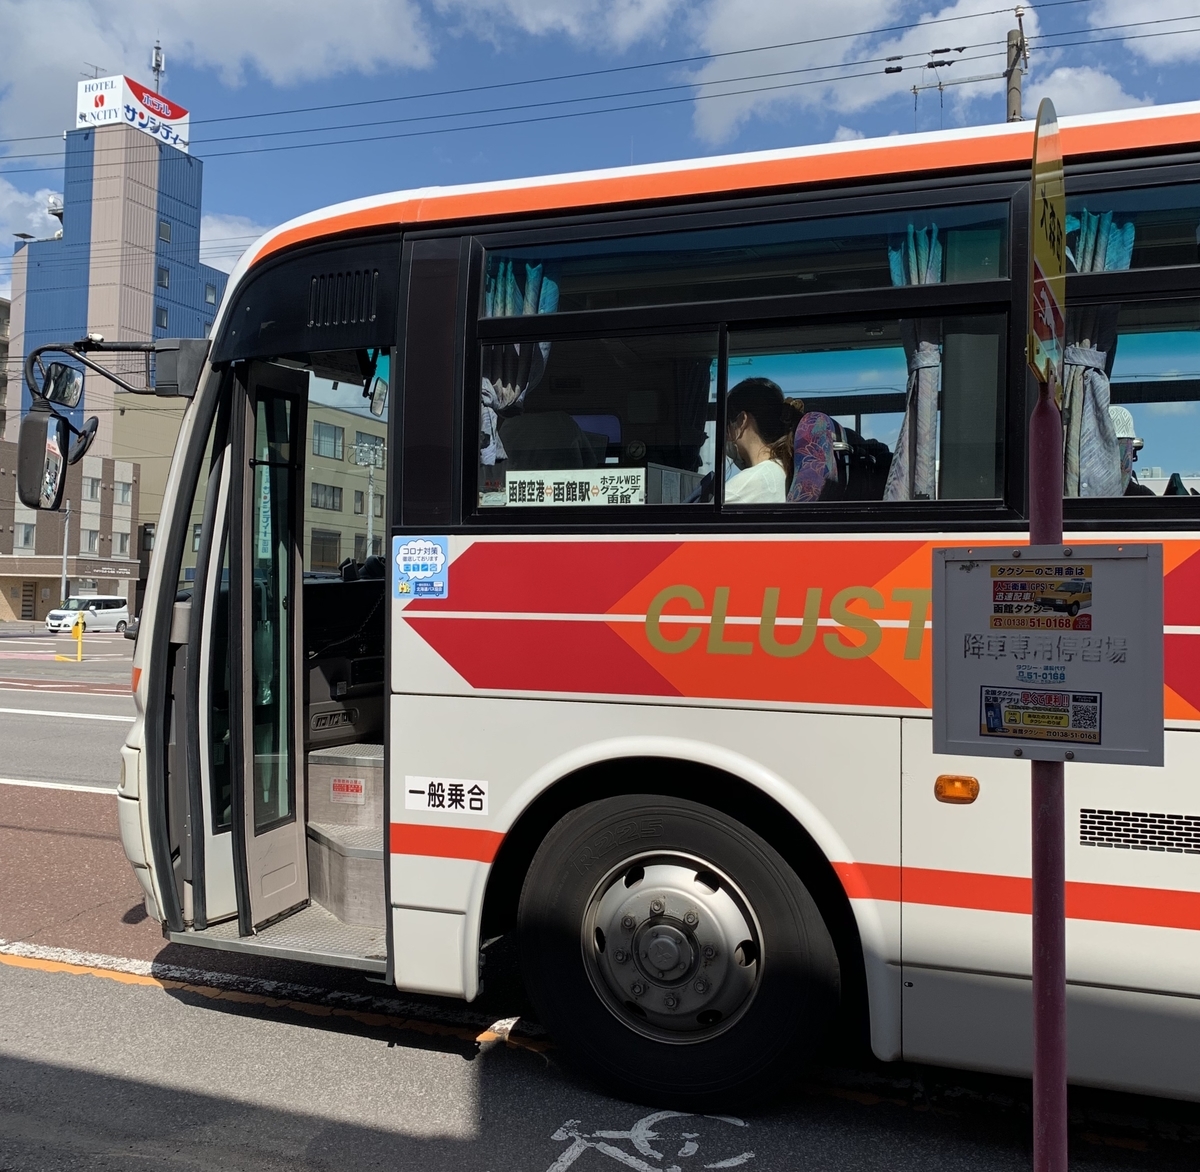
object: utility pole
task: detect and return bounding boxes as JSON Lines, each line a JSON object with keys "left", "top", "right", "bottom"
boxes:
{"left": 889, "top": 15, "right": 1029, "bottom": 127}
{"left": 60, "top": 499, "right": 71, "bottom": 605}
{"left": 354, "top": 440, "right": 384, "bottom": 559}
{"left": 1006, "top": 8, "right": 1029, "bottom": 122}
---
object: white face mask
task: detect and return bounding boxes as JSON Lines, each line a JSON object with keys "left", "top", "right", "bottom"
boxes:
{"left": 724, "top": 438, "right": 743, "bottom": 470}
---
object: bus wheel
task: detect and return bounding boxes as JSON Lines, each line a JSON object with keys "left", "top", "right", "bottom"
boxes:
{"left": 517, "top": 794, "right": 839, "bottom": 1107}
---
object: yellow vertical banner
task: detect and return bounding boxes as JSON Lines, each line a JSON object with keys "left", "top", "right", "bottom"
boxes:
{"left": 1028, "top": 97, "right": 1066, "bottom": 389}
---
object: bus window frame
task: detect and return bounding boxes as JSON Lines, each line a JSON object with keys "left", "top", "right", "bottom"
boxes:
{"left": 183, "top": 377, "right": 233, "bottom": 931}
{"left": 1058, "top": 285, "right": 1200, "bottom": 527}
{"left": 143, "top": 360, "right": 228, "bottom": 934}
{"left": 455, "top": 180, "right": 1028, "bottom": 533}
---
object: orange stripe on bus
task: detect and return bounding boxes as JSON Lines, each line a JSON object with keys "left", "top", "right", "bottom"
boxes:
{"left": 250, "top": 109, "right": 1200, "bottom": 269}
{"left": 833, "top": 861, "right": 902, "bottom": 902}
{"left": 389, "top": 823, "right": 504, "bottom": 863}
{"left": 833, "top": 862, "right": 1200, "bottom": 932}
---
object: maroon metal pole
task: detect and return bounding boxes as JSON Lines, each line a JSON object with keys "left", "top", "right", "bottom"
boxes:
{"left": 1028, "top": 376, "right": 1067, "bottom": 1172}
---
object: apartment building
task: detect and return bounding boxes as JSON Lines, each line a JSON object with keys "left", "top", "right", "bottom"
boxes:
{"left": 0, "top": 438, "right": 140, "bottom": 621}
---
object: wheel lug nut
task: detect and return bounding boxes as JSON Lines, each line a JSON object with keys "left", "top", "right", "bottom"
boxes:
{"left": 649, "top": 899, "right": 664, "bottom": 915}
{"left": 621, "top": 915, "right": 637, "bottom": 930}
{"left": 702, "top": 944, "right": 716, "bottom": 959}
{"left": 630, "top": 981, "right": 645, "bottom": 997}
{"left": 694, "top": 978, "right": 709, "bottom": 994}
{"left": 683, "top": 911, "right": 698, "bottom": 927}
{"left": 663, "top": 994, "right": 678, "bottom": 1009}
{"left": 613, "top": 948, "right": 628, "bottom": 964}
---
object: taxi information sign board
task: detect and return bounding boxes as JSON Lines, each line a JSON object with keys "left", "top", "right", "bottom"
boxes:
{"left": 1028, "top": 99, "right": 1066, "bottom": 387}
{"left": 933, "top": 544, "right": 1163, "bottom": 766}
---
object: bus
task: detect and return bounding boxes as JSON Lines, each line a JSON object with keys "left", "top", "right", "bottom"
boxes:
{"left": 19, "top": 99, "right": 1200, "bottom": 1108}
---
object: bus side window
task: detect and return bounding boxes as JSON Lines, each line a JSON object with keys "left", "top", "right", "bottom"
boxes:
{"left": 1066, "top": 298, "right": 1200, "bottom": 498}
{"left": 723, "top": 315, "right": 1006, "bottom": 507}
{"left": 477, "top": 332, "right": 718, "bottom": 509}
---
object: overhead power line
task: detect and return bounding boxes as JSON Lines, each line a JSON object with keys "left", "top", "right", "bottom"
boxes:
{"left": 0, "top": 5, "right": 1191, "bottom": 184}
{"left": 0, "top": 0, "right": 1104, "bottom": 149}
{"left": 0, "top": 39, "right": 1014, "bottom": 163}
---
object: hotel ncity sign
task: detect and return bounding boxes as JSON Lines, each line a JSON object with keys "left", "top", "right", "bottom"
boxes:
{"left": 77, "top": 76, "right": 189, "bottom": 152}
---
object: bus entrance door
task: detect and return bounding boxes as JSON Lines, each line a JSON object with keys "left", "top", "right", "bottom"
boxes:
{"left": 231, "top": 367, "right": 310, "bottom": 930}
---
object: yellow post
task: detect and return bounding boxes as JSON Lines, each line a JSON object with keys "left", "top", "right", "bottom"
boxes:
{"left": 56, "top": 616, "right": 84, "bottom": 662}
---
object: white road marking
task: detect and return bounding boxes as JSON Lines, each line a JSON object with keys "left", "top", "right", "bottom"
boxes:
{"left": 0, "top": 686, "right": 131, "bottom": 698}
{"left": 547, "top": 1113, "right": 753, "bottom": 1171}
{"left": 0, "top": 777, "right": 116, "bottom": 794}
{"left": 0, "top": 707, "right": 134, "bottom": 722}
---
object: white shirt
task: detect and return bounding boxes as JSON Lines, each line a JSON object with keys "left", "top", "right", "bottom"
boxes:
{"left": 724, "top": 459, "right": 786, "bottom": 504}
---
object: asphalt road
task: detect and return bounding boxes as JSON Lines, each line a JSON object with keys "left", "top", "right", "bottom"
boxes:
{"left": 1, "top": 628, "right": 1199, "bottom": 1170}
{"left": 0, "top": 631, "right": 134, "bottom": 791}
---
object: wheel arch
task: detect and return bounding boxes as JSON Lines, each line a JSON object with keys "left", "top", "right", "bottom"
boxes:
{"left": 482, "top": 749, "right": 872, "bottom": 1049}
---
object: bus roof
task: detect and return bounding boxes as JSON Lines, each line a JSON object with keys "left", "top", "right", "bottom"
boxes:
{"left": 241, "top": 100, "right": 1200, "bottom": 276}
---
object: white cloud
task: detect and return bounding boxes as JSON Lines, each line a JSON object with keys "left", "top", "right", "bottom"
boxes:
{"left": 684, "top": 0, "right": 1037, "bottom": 144}
{"left": 199, "top": 213, "right": 276, "bottom": 274}
{"left": 1089, "top": 1, "right": 1200, "bottom": 67}
{"left": 434, "top": 0, "right": 685, "bottom": 51}
{"left": 1027, "top": 66, "right": 1151, "bottom": 118}
{"left": 0, "top": 177, "right": 62, "bottom": 299}
{"left": 0, "top": 0, "right": 433, "bottom": 150}
{"left": 833, "top": 125, "right": 865, "bottom": 141}
{"left": 432, "top": 1, "right": 1035, "bottom": 142}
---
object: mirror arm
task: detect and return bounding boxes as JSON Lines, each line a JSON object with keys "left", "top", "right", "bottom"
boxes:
{"left": 23, "top": 339, "right": 155, "bottom": 401}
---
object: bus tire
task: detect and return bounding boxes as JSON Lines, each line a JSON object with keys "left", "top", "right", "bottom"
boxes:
{"left": 517, "top": 793, "right": 839, "bottom": 1108}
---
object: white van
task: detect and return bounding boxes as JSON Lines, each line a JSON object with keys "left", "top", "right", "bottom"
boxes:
{"left": 45, "top": 595, "right": 130, "bottom": 633}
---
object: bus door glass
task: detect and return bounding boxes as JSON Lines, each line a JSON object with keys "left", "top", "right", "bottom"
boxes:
{"left": 232, "top": 352, "right": 391, "bottom": 936}
{"left": 234, "top": 364, "right": 309, "bottom": 929}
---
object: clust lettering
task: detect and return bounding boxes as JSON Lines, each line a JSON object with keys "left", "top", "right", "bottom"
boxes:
{"left": 644, "top": 584, "right": 931, "bottom": 661}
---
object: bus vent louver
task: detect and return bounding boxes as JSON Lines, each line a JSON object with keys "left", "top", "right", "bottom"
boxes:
{"left": 1080, "top": 808, "right": 1200, "bottom": 855}
{"left": 308, "top": 269, "right": 380, "bottom": 329}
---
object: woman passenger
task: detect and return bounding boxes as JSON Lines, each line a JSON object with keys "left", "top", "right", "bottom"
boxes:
{"left": 724, "top": 378, "right": 803, "bottom": 504}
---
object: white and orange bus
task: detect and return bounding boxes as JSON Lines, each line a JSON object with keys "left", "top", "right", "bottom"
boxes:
{"left": 19, "top": 100, "right": 1200, "bottom": 1106}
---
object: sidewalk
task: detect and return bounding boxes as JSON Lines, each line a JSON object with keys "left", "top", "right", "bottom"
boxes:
{"left": 0, "top": 623, "right": 50, "bottom": 639}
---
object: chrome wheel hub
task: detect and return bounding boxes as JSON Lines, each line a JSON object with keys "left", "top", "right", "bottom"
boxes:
{"left": 582, "top": 854, "right": 762, "bottom": 1041}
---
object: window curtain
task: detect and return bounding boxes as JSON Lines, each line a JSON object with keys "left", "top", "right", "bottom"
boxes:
{"left": 1061, "top": 211, "right": 1134, "bottom": 496}
{"left": 480, "top": 261, "right": 560, "bottom": 466}
{"left": 884, "top": 224, "right": 942, "bottom": 501}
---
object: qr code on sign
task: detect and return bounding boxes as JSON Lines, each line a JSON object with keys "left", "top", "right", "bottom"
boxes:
{"left": 1071, "top": 704, "right": 1098, "bottom": 730}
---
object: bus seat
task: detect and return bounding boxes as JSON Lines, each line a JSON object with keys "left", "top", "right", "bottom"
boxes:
{"left": 788, "top": 411, "right": 840, "bottom": 502}
{"left": 499, "top": 411, "right": 599, "bottom": 470}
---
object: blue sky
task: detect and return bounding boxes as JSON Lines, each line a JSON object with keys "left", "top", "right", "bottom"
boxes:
{"left": 3, "top": 0, "right": 1200, "bottom": 290}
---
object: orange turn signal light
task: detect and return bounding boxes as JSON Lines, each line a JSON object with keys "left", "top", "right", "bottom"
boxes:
{"left": 934, "top": 774, "right": 980, "bottom": 804}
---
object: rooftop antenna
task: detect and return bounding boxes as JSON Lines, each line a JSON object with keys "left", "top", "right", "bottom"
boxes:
{"left": 81, "top": 63, "right": 107, "bottom": 79}
{"left": 151, "top": 41, "right": 165, "bottom": 92}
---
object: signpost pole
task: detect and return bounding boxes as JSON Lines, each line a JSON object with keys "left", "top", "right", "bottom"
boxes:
{"left": 1029, "top": 373, "right": 1066, "bottom": 1172}
{"left": 1027, "top": 99, "right": 1067, "bottom": 1172}
{"left": 935, "top": 99, "right": 1161, "bottom": 1168}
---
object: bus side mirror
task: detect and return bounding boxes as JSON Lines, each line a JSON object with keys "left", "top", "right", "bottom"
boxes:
{"left": 17, "top": 404, "right": 69, "bottom": 510}
{"left": 369, "top": 375, "right": 388, "bottom": 417}
{"left": 68, "top": 415, "right": 99, "bottom": 465}
{"left": 42, "top": 361, "right": 83, "bottom": 408}
{"left": 154, "top": 338, "right": 209, "bottom": 398}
